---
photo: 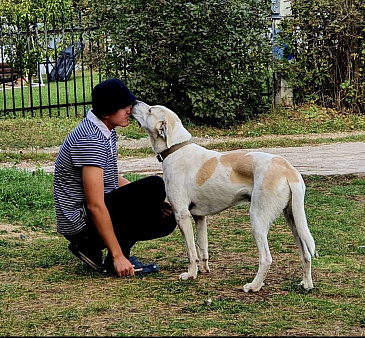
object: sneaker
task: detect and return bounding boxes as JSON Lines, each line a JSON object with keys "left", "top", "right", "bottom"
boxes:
{"left": 129, "top": 255, "right": 160, "bottom": 275}
{"left": 102, "top": 255, "right": 160, "bottom": 275}
{"left": 68, "top": 242, "right": 103, "bottom": 270}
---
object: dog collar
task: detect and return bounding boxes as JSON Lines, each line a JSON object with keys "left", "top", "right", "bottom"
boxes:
{"left": 156, "top": 140, "right": 192, "bottom": 163}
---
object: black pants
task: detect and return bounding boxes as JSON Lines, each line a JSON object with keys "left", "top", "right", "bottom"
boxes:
{"left": 65, "top": 176, "right": 177, "bottom": 259}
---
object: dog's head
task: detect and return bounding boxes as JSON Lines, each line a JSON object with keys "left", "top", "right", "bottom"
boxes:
{"left": 132, "top": 100, "right": 191, "bottom": 153}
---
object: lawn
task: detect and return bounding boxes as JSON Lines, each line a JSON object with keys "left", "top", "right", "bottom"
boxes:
{"left": 0, "top": 72, "right": 98, "bottom": 118}
{"left": 0, "top": 169, "right": 364, "bottom": 336}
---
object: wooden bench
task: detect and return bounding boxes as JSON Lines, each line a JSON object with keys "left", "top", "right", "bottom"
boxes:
{"left": 0, "top": 62, "right": 19, "bottom": 84}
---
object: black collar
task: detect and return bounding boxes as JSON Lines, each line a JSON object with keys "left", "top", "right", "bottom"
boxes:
{"left": 156, "top": 140, "right": 192, "bottom": 163}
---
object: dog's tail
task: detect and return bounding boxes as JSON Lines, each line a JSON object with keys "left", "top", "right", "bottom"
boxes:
{"left": 287, "top": 177, "right": 318, "bottom": 258}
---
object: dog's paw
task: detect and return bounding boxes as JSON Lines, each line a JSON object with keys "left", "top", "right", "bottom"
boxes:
{"left": 243, "top": 282, "right": 264, "bottom": 293}
{"left": 299, "top": 280, "right": 313, "bottom": 290}
{"left": 179, "top": 272, "right": 196, "bottom": 280}
{"left": 198, "top": 261, "right": 210, "bottom": 273}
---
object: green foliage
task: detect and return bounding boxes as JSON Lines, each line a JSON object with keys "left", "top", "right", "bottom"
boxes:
{"left": 277, "top": 0, "right": 365, "bottom": 113}
{"left": 90, "top": 0, "right": 272, "bottom": 125}
{"left": 2, "top": 0, "right": 365, "bottom": 122}
{"left": 0, "top": 0, "right": 73, "bottom": 18}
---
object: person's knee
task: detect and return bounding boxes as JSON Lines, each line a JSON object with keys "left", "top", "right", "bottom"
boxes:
{"left": 143, "top": 175, "right": 166, "bottom": 200}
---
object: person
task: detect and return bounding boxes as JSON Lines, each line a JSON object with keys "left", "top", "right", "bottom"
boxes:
{"left": 53, "top": 78, "right": 177, "bottom": 277}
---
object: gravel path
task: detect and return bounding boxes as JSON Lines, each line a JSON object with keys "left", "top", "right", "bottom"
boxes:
{"left": 5, "top": 131, "right": 364, "bottom": 177}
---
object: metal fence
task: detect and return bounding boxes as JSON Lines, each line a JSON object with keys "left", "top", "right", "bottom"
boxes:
{"left": 0, "top": 12, "right": 106, "bottom": 118}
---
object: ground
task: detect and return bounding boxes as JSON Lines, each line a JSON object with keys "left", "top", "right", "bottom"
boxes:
{"left": 3, "top": 130, "right": 364, "bottom": 176}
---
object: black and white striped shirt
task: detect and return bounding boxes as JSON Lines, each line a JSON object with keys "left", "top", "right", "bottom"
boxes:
{"left": 53, "top": 109, "right": 118, "bottom": 236}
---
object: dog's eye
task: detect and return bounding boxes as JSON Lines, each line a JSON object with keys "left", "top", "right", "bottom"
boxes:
{"left": 148, "top": 108, "right": 152, "bottom": 114}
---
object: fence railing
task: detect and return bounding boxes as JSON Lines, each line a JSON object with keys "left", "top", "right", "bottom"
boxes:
{"left": 0, "top": 12, "right": 106, "bottom": 118}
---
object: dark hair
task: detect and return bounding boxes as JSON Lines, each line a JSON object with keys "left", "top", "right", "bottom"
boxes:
{"left": 91, "top": 78, "right": 137, "bottom": 118}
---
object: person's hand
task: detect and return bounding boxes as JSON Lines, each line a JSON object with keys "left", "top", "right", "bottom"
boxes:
{"left": 113, "top": 254, "right": 135, "bottom": 277}
{"left": 161, "top": 201, "right": 174, "bottom": 218}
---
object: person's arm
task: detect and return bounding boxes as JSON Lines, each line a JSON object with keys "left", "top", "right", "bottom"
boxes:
{"left": 82, "top": 165, "right": 134, "bottom": 277}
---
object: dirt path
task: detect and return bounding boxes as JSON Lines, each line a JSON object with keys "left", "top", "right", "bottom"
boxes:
{"left": 2, "top": 131, "right": 365, "bottom": 176}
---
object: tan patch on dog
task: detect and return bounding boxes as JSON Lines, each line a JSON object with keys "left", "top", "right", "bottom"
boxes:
{"left": 220, "top": 152, "right": 254, "bottom": 184}
{"left": 264, "top": 156, "right": 300, "bottom": 190}
{"left": 196, "top": 157, "right": 219, "bottom": 186}
{"left": 273, "top": 157, "right": 300, "bottom": 182}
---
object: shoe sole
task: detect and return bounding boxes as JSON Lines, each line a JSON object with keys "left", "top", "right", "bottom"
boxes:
{"left": 133, "top": 265, "right": 160, "bottom": 275}
{"left": 102, "top": 267, "right": 158, "bottom": 275}
{"left": 134, "top": 267, "right": 144, "bottom": 274}
{"left": 77, "top": 250, "right": 102, "bottom": 270}
{"left": 69, "top": 244, "right": 102, "bottom": 270}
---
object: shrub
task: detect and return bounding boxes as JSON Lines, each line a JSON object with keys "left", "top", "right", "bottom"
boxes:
{"left": 91, "top": 0, "right": 272, "bottom": 125}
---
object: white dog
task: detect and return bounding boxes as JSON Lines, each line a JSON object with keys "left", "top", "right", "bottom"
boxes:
{"left": 132, "top": 101, "right": 318, "bottom": 292}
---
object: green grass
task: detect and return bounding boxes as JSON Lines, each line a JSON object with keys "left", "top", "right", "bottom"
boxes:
{"left": 186, "top": 104, "right": 365, "bottom": 137}
{"left": 0, "top": 168, "right": 54, "bottom": 229}
{"left": 205, "top": 133, "right": 365, "bottom": 152}
{"left": 0, "top": 169, "right": 364, "bottom": 336}
{"left": 0, "top": 114, "right": 147, "bottom": 151}
{"left": 0, "top": 72, "right": 97, "bottom": 118}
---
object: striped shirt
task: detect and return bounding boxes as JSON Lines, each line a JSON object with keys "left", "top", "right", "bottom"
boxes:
{"left": 53, "top": 109, "right": 118, "bottom": 236}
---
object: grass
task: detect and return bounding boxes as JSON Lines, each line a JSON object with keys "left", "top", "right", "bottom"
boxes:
{"left": 186, "top": 105, "right": 365, "bottom": 137}
{"left": 0, "top": 169, "right": 364, "bottom": 336}
{"left": 0, "top": 72, "right": 97, "bottom": 118}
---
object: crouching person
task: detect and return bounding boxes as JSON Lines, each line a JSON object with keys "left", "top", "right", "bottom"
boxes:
{"left": 53, "top": 78, "right": 176, "bottom": 277}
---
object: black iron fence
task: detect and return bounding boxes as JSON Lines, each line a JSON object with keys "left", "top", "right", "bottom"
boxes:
{"left": 0, "top": 12, "right": 107, "bottom": 118}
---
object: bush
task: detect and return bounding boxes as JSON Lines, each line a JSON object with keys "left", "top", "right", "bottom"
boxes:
{"left": 91, "top": 0, "right": 272, "bottom": 125}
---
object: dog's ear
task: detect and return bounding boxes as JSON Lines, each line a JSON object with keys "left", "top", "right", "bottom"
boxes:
{"left": 157, "top": 119, "right": 173, "bottom": 148}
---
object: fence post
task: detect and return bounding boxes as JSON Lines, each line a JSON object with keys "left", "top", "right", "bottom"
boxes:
{"left": 272, "top": 0, "right": 293, "bottom": 107}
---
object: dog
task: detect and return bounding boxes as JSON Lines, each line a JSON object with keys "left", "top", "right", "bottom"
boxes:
{"left": 132, "top": 101, "right": 318, "bottom": 292}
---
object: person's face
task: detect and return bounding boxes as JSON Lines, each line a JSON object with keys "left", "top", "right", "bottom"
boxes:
{"left": 103, "top": 105, "right": 132, "bottom": 129}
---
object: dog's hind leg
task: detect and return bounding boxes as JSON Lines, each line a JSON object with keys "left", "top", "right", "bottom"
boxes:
{"left": 283, "top": 205, "right": 314, "bottom": 290}
{"left": 176, "top": 211, "right": 199, "bottom": 280}
{"left": 193, "top": 215, "right": 210, "bottom": 273}
{"left": 243, "top": 187, "right": 285, "bottom": 292}
{"left": 243, "top": 210, "right": 273, "bottom": 292}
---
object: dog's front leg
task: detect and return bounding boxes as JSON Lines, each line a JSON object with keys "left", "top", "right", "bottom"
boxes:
{"left": 193, "top": 215, "right": 210, "bottom": 273}
{"left": 176, "top": 213, "right": 199, "bottom": 280}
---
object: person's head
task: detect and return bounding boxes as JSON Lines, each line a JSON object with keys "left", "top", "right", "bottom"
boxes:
{"left": 91, "top": 78, "right": 136, "bottom": 119}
